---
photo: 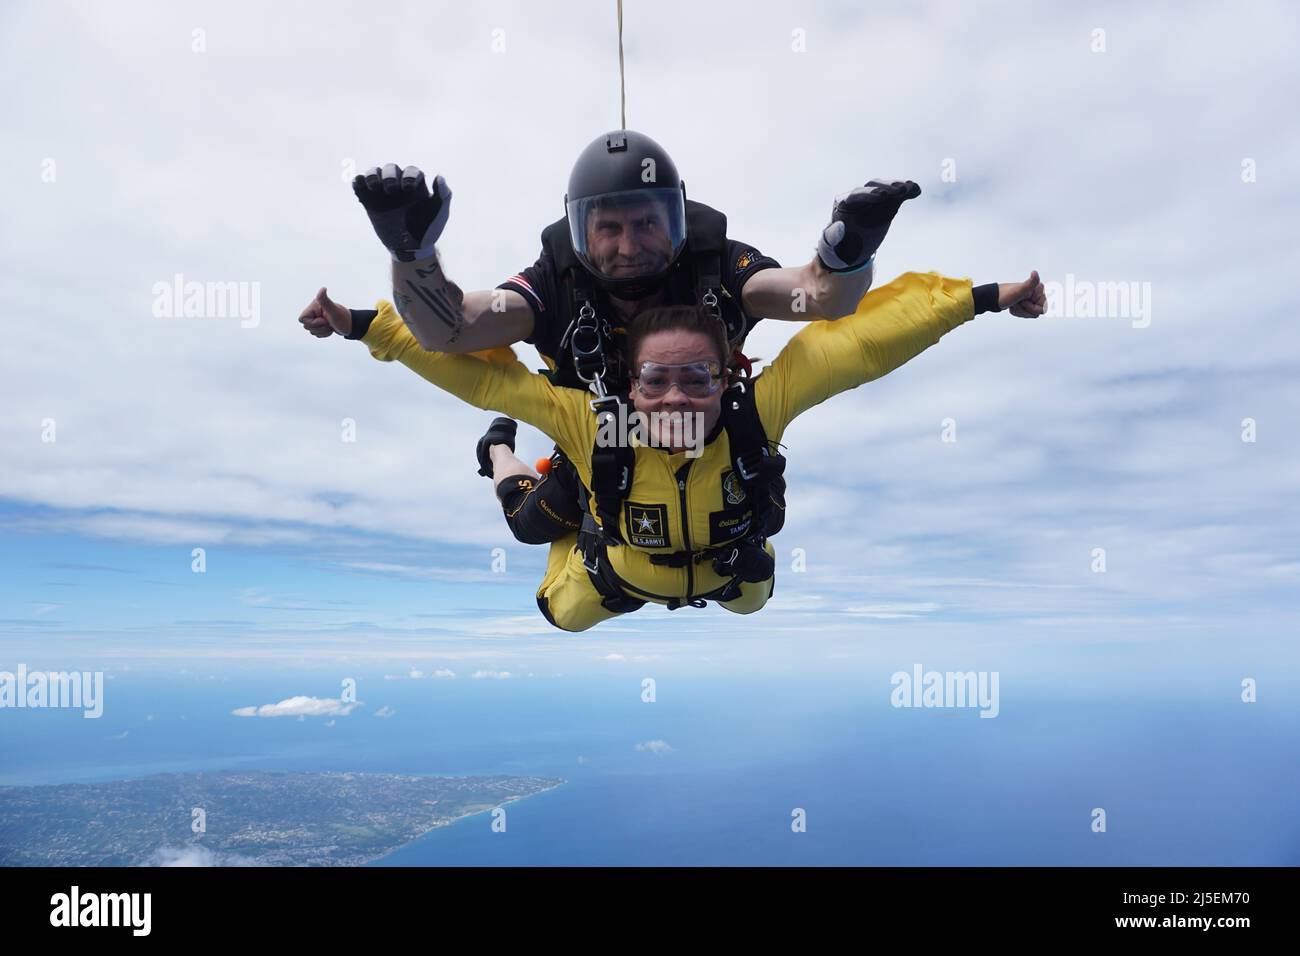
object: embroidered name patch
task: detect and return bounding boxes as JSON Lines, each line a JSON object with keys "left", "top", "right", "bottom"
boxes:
{"left": 709, "top": 507, "right": 753, "bottom": 545}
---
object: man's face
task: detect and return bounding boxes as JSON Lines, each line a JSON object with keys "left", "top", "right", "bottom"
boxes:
{"left": 584, "top": 199, "right": 674, "bottom": 278}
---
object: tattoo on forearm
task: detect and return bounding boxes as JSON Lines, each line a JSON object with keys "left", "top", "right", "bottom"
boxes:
{"left": 445, "top": 279, "right": 465, "bottom": 311}
{"left": 404, "top": 278, "right": 464, "bottom": 344}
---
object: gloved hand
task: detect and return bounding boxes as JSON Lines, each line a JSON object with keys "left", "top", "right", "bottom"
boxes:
{"left": 816, "top": 179, "right": 921, "bottom": 273}
{"left": 352, "top": 163, "right": 451, "bottom": 262}
{"left": 712, "top": 541, "right": 775, "bottom": 584}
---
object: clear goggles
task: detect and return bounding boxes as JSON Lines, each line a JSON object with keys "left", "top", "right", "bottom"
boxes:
{"left": 633, "top": 360, "right": 725, "bottom": 399}
{"left": 566, "top": 187, "right": 687, "bottom": 282}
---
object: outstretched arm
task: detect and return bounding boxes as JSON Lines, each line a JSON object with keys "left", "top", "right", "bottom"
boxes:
{"left": 755, "top": 271, "right": 1045, "bottom": 438}
{"left": 300, "top": 288, "right": 591, "bottom": 458}
{"left": 741, "top": 179, "right": 921, "bottom": 321}
{"left": 389, "top": 257, "right": 536, "bottom": 353}
{"left": 351, "top": 163, "right": 536, "bottom": 353}
{"left": 300, "top": 282, "right": 534, "bottom": 354}
{"left": 740, "top": 256, "right": 875, "bottom": 322}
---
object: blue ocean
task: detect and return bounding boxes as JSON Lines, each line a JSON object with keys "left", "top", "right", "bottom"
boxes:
{"left": 2, "top": 668, "right": 1295, "bottom": 866}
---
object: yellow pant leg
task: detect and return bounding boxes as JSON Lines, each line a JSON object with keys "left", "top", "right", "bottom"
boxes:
{"left": 534, "top": 534, "right": 626, "bottom": 633}
{"left": 719, "top": 540, "right": 777, "bottom": 616}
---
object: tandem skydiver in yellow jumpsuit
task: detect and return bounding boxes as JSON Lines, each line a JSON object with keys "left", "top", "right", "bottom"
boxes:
{"left": 358, "top": 271, "right": 989, "bottom": 632}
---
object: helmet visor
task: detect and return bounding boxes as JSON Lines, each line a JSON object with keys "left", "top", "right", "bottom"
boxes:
{"left": 566, "top": 187, "right": 686, "bottom": 283}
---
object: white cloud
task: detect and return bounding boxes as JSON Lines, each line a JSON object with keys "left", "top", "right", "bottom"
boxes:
{"left": 386, "top": 667, "right": 457, "bottom": 679}
{"left": 373, "top": 705, "right": 396, "bottom": 718}
{"left": 458, "top": 616, "right": 560, "bottom": 637}
{"left": 340, "top": 562, "right": 507, "bottom": 584}
{"left": 842, "top": 603, "right": 941, "bottom": 620}
{"left": 603, "top": 653, "right": 627, "bottom": 662}
{"left": 0, "top": 0, "right": 1296, "bottom": 660}
{"left": 231, "top": 695, "right": 359, "bottom": 718}
{"left": 471, "top": 670, "right": 512, "bottom": 680}
{"left": 147, "top": 845, "right": 264, "bottom": 867}
{"left": 634, "top": 740, "right": 674, "bottom": 756}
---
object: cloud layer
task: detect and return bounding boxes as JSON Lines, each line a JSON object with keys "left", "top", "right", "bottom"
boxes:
{"left": 2, "top": 0, "right": 1297, "bottom": 661}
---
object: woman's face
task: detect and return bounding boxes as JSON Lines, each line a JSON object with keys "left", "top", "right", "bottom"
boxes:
{"left": 630, "top": 330, "right": 724, "bottom": 452}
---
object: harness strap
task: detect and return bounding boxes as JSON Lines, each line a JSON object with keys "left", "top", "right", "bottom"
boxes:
{"left": 648, "top": 543, "right": 744, "bottom": 568}
{"left": 577, "top": 513, "right": 644, "bottom": 613}
{"left": 719, "top": 379, "right": 787, "bottom": 538}
{"left": 587, "top": 394, "right": 635, "bottom": 544}
{"left": 543, "top": 199, "right": 743, "bottom": 392}
{"left": 578, "top": 513, "right": 749, "bottom": 611}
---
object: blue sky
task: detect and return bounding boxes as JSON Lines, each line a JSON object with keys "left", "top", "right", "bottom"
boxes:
{"left": 1, "top": 0, "right": 1298, "bottom": 686}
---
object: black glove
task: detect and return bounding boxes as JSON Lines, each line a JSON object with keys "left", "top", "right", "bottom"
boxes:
{"left": 816, "top": 179, "right": 921, "bottom": 273}
{"left": 351, "top": 163, "right": 451, "bottom": 262}
{"left": 712, "top": 541, "right": 775, "bottom": 583}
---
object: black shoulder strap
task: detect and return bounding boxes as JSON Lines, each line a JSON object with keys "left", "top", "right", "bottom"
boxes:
{"left": 720, "top": 378, "right": 783, "bottom": 534}
{"left": 586, "top": 393, "right": 636, "bottom": 544}
{"left": 684, "top": 200, "right": 727, "bottom": 256}
{"left": 541, "top": 215, "right": 580, "bottom": 275}
{"left": 685, "top": 200, "right": 755, "bottom": 346}
{"left": 541, "top": 216, "right": 605, "bottom": 390}
{"left": 685, "top": 200, "right": 725, "bottom": 289}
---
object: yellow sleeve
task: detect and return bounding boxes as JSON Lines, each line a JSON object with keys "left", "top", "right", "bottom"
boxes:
{"left": 754, "top": 272, "right": 975, "bottom": 439}
{"left": 360, "top": 300, "right": 593, "bottom": 459}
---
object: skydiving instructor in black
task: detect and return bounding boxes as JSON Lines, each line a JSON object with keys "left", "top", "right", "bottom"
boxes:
{"left": 300, "top": 130, "right": 922, "bottom": 549}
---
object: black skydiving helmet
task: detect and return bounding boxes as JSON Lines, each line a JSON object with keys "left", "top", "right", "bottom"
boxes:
{"left": 564, "top": 130, "right": 688, "bottom": 301}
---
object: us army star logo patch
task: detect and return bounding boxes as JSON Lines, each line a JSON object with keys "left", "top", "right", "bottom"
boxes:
{"left": 625, "top": 502, "right": 671, "bottom": 548}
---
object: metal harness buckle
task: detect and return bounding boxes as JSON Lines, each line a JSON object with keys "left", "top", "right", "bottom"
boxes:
{"left": 572, "top": 301, "right": 607, "bottom": 387}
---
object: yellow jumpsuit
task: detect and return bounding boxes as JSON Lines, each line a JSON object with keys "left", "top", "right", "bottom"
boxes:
{"left": 362, "top": 271, "right": 976, "bottom": 631}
